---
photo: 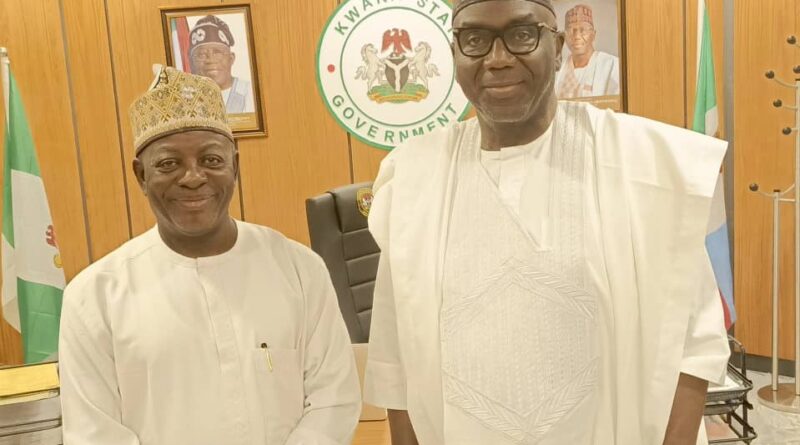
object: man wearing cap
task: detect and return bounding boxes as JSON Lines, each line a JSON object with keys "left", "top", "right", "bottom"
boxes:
{"left": 555, "top": 4, "right": 620, "bottom": 99}
{"left": 363, "top": 0, "right": 729, "bottom": 444}
{"left": 58, "top": 66, "right": 360, "bottom": 444}
{"left": 189, "top": 15, "right": 254, "bottom": 113}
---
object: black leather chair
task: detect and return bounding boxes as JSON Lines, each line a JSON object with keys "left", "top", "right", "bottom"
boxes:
{"left": 305, "top": 182, "right": 379, "bottom": 344}
{"left": 307, "top": 182, "right": 387, "bottom": 421}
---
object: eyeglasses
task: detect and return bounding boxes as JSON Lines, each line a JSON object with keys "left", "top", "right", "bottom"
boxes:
{"left": 191, "top": 47, "right": 230, "bottom": 62}
{"left": 453, "top": 23, "right": 558, "bottom": 58}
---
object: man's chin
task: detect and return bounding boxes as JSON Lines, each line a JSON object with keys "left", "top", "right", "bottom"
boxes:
{"left": 203, "top": 73, "right": 222, "bottom": 83}
{"left": 200, "top": 72, "right": 229, "bottom": 87}
{"left": 479, "top": 104, "right": 537, "bottom": 125}
{"left": 162, "top": 216, "right": 224, "bottom": 239}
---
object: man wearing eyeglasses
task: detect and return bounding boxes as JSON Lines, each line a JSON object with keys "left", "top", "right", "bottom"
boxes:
{"left": 363, "top": 0, "right": 730, "bottom": 444}
{"left": 555, "top": 4, "right": 620, "bottom": 99}
{"left": 189, "top": 15, "right": 254, "bottom": 114}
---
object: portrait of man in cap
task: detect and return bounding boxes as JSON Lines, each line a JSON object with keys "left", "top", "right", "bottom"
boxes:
{"left": 554, "top": 1, "right": 621, "bottom": 102}
{"left": 164, "top": 7, "right": 264, "bottom": 134}
{"left": 188, "top": 14, "right": 255, "bottom": 114}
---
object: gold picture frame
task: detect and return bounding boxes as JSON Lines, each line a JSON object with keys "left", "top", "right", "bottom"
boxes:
{"left": 161, "top": 4, "right": 266, "bottom": 137}
{"left": 552, "top": 0, "right": 627, "bottom": 112}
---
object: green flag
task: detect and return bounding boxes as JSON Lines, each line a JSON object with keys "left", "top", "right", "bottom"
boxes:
{"left": 691, "top": 4, "right": 736, "bottom": 329}
{"left": 2, "top": 62, "right": 66, "bottom": 363}
{"left": 692, "top": 0, "right": 718, "bottom": 136}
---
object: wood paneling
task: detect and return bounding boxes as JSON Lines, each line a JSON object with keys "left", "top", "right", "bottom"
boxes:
{"left": 625, "top": 0, "right": 686, "bottom": 126}
{"left": 60, "top": 0, "right": 131, "bottom": 261}
{"left": 734, "top": 0, "right": 797, "bottom": 359}
{"left": 351, "top": 137, "right": 387, "bottom": 184}
{"left": 238, "top": 0, "right": 351, "bottom": 244}
{"left": 0, "top": 0, "right": 91, "bottom": 365}
{"left": 352, "top": 420, "right": 390, "bottom": 445}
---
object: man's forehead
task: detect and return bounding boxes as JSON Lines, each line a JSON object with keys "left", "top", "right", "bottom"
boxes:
{"left": 193, "top": 42, "right": 229, "bottom": 51}
{"left": 452, "top": 0, "right": 556, "bottom": 19}
{"left": 142, "top": 132, "right": 231, "bottom": 156}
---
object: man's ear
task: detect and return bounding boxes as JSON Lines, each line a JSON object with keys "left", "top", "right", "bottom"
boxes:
{"left": 133, "top": 156, "right": 147, "bottom": 195}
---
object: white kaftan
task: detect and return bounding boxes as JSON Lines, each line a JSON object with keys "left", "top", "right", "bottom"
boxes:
{"left": 364, "top": 101, "right": 730, "bottom": 444}
{"left": 59, "top": 220, "right": 361, "bottom": 445}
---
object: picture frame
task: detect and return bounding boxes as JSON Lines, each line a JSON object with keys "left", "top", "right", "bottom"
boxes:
{"left": 161, "top": 4, "right": 266, "bottom": 137}
{"left": 552, "top": 0, "right": 627, "bottom": 112}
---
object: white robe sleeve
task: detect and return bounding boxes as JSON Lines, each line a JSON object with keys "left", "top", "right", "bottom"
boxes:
{"left": 679, "top": 253, "right": 730, "bottom": 385}
{"left": 592, "top": 52, "right": 620, "bottom": 96}
{"left": 605, "top": 54, "right": 620, "bottom": 96}
{"left": 285, "top": 247, "right": 362, "bottom": 445}
{"left": 363, "top": 155, "right": 409, "bottom": 410}
{"left": 58, "top": 278, "right": 141, "bottom": 445}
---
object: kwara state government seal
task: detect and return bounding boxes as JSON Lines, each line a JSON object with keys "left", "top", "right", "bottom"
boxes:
{"left": 317, "top": 0, "right": 470, "bottom": 150}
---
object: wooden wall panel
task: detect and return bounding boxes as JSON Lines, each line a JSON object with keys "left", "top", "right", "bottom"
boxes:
{"left": 0, "top": 0, "right": 91, "bottom": 364}
{"left": 624, "top": 0, "right": 686, "bottom": 126}
{"left": 238, "top": 0, "right": 351, "bottom": 244}
{"left": 351, "top": 138, "right": 387, "bottom": 184}
{"left": 734, "top": 0, "right": 797, "bottom": 359}
{"left": 60, "top": 0, "right": 131, "bottom": 261}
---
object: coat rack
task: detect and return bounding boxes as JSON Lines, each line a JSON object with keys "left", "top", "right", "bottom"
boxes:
{"left": 748, "top": 34, "right": 800, "bottom": 413}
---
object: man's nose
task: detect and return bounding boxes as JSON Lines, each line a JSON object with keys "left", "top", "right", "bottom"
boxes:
{"left": 178, "top": 163, "right": 208, "bottom": 188}
{"left": 484, "top": 37, "right": 516, "bottom": 69}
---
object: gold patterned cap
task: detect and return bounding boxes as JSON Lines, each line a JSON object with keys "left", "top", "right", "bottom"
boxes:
{"left": 129, "top": 65, "right": 233, "bottom": 155}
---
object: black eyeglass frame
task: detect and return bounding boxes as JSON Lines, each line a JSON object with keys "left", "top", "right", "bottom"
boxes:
{"left": 452, "top": 23, "right": 559, "bottom": 58}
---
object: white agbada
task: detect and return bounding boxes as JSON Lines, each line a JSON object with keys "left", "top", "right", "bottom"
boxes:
{"left": 59, "top": 220, "right": 361, "bottom": 445}
{"left": 556, "top": 51, "right": 620, "bottom": 98}
{"left": 364, "top": 101, "right": 730, "bottom": 445}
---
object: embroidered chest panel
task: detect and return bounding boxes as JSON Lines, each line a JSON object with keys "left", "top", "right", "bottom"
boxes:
{"left": 441, "top": 105, "right": 599, "bottom": 443}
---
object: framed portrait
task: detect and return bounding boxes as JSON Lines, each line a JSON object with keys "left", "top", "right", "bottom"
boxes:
{"left": 552, "top": 0, "right": 627, "bottom": 111}
{"left": 161, "top": 4, "right": 266, "bottom": 137}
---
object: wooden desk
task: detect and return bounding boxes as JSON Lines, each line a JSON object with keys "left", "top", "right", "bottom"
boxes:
{"left": 352, "top": 420, "right": 390, "bottom": 445}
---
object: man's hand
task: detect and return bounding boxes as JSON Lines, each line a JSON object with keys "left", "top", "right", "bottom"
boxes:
{"left": 663, "top": 372, "right": 709, "bottom": 445}
{"left": 388, "top": 409, "right": 419, "bottom": 445}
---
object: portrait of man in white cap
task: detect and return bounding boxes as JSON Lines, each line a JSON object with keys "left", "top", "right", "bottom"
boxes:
{"left": 188, "top": 14, "right": 256, "bottom": 114}
{"left": 555, "top": 2, "right": 621, "bottom": 99}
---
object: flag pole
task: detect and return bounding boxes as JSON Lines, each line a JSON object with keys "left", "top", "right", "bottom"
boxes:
{"left": 773, "top": 188, "right": 781, "bottom": 391}
{"left": 1, "top": 47, "right": 9, "bottom": 124}
{"left": 794, "top": 62, "right": 800, "bottom": 398}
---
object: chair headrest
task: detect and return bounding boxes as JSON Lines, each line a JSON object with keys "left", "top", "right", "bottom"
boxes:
{"left": 330, "top": 182, "right": 373, "bottom": 233}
